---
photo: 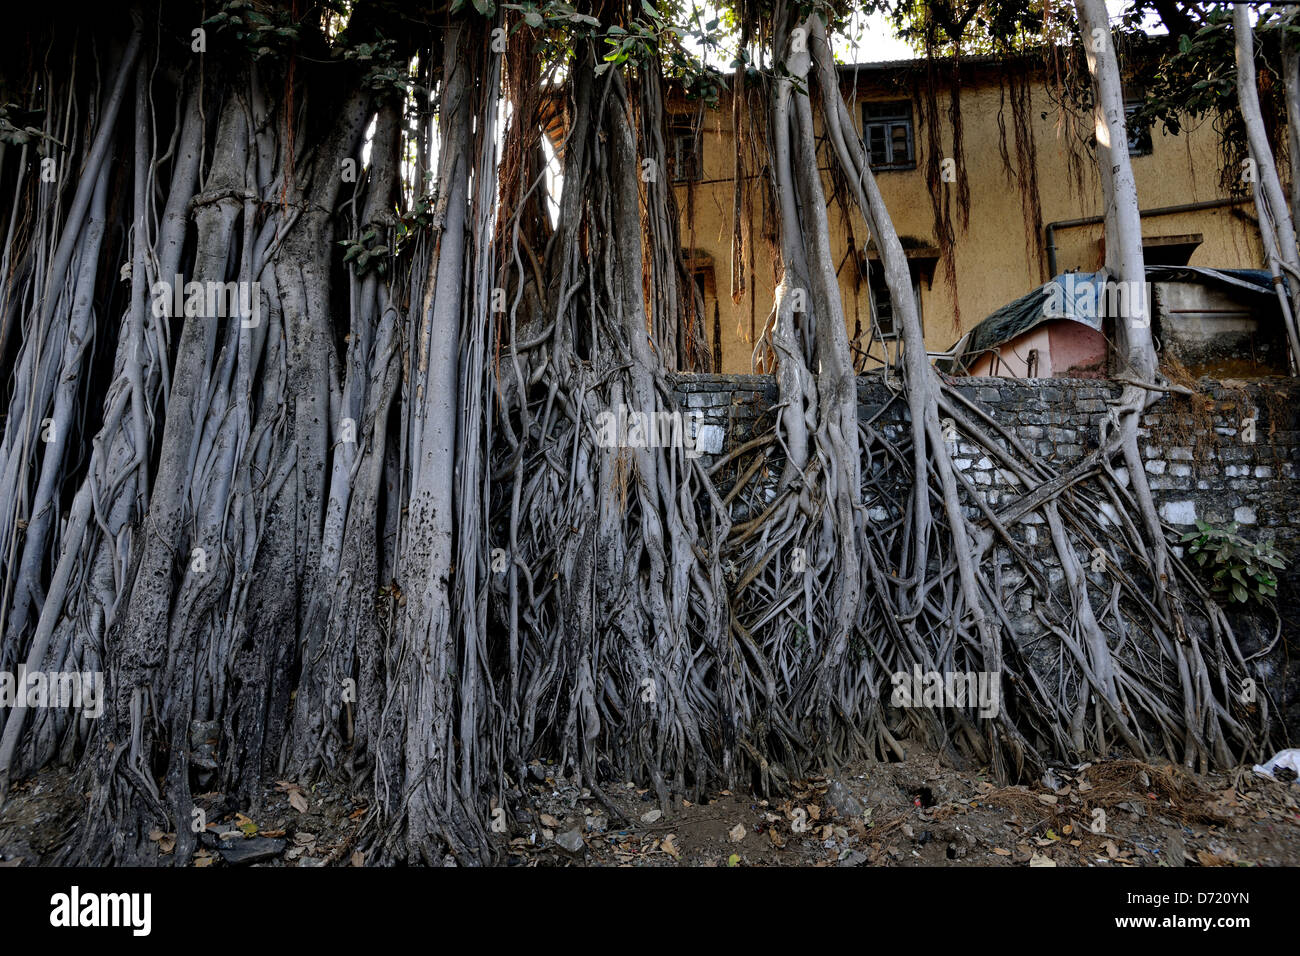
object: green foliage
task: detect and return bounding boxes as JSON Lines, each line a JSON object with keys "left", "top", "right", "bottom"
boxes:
{"left": 339, "top": 228, "right": 390, "bottom": 277}
{"left": 1180, "top": 520, "right": 1286, "bottom": 605}
{"left": 393, "top": 193, "right": 436, "bottom": 255}
{"left": 491, "top": 0, "right": 725, "bottom": 109}
{"left": 340, "top": 38, "right": 418, "bottom": 97}
{"left": 451, "top": 0, "right": 504, "bottom": 17}
{"left": 203, "top": 0, "right": 301, "bottom": 59}
{"left": 596, "top": 7, "right": 667, "bottom": 75}
{"left": 0, "top": 105, "right": 62, "bottom": 153}
{"left": 1125, "top": 3, "right": 1297, "bottom": 193}
{"left": 499, "top": 0, "right": 601, "bottom": 31}
{"left": 870, "top": 0, "right": 1069, "bottom": 58}
{"left": 1127, "top": 5, "right": 1237, "bottom": 139}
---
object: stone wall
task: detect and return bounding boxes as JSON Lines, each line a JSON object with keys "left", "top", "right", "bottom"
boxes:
{"left": 673, "top": 372, "right": 1300, "bottom": 731}
{"left": 675, "top": 373, "right": 1300, "bottom": 546}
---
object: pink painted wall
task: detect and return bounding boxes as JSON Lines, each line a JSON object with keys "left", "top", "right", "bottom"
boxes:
{"left": 966, "top": 320, "right": 1107, "bottom": 378}
{"left": 1047, "top": 321, "right": 1108, "bottom": 377}
{"left": 967, "top": 325, "right": 1053, "bottom": 377}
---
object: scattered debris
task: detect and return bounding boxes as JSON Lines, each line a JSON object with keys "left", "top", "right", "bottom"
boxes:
{"left": 555, "top": 828, "right": 585, "bottom": 853}
{"left": 202, "top": 833, "right": 286, "bottom": 866}
{"left": 1254, "top": 749, "right": 1300, "bottom": 783}
{"left": 5, "top": 749, "right": 1300, "bottom": 867}
{"left": 825, "top": 779, "right": 864, "bottom": 819}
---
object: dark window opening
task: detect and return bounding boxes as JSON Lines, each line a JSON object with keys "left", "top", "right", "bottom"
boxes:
{"left": 863, "top": 101, "right": 915, "bottom": 171}
{"left": 866, "top": 258, "right": 924, "bottom": 337}
{"left": 668, "top": 118, "right": 701, "bottom": 182}
{"left": 683, "top": 257, "right": 717, "bottom": 372}
{"left": 1125, "top": 101, "right": 1153, "bottom": 157}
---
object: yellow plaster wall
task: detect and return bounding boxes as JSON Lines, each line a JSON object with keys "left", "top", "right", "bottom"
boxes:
{"left": 668, "top": 64, "right": 1264, "bottom": 373}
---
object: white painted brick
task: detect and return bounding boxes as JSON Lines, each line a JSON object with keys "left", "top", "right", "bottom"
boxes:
{"left": 1159, "top": 500, "right": 1197, "bottom": 525}
{"left": 693, "top": 423, "right": 724, "bottom": 455}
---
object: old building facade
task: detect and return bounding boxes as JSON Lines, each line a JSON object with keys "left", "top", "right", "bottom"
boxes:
{"left": 664, "top": 54, "right": 1265, "bottom": 373}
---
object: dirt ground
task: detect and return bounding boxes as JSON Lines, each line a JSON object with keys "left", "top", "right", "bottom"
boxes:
{"left": 3, "top": 750, "right": 1298, "bottom": 867}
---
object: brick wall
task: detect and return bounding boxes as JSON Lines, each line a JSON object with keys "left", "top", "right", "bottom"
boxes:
{"left": 674, "top": 373, "right": 1300, "bottom": 732}
{"left": 675, "top": 374, "right": 1300, "bottom": 543}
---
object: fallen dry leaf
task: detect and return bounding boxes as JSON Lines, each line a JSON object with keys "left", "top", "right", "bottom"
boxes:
{"left": 661, "top": 834, "right": 680, "bottom": 859}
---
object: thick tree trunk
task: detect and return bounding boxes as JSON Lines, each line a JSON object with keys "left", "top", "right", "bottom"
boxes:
{"left": 1236, "top": 4, "right": 1300, "bottom": 371}
{"left": 1074, "top": 0, "right": 1155, "bottom": 379}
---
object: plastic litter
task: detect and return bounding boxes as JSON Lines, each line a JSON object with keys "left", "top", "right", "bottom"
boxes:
{"left": 1252, "top": 748, "right": 1300, "bottom": 781}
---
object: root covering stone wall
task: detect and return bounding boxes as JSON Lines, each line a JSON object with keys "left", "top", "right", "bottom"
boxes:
{"left": 673, "top": 373, "right": 1300, "bottom": 735}
{"left": 675, "top": 374, "right": 1300, "bottom": 541}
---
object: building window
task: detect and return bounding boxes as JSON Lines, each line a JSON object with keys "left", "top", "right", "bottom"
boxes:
{"left": 866, "top": 259, "right": 923, "bottom": 337}
{"left": 668, "top": 118, "right": 701, "bottom": 182}
{"left": 682, "top": 256, "right": 718, "bottom": 371}
{"left": 1125, "top": 102, "right": 1152, "bottom": 157}
{"left": 863, "top": 101, "right": 915, "bottom": 170}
